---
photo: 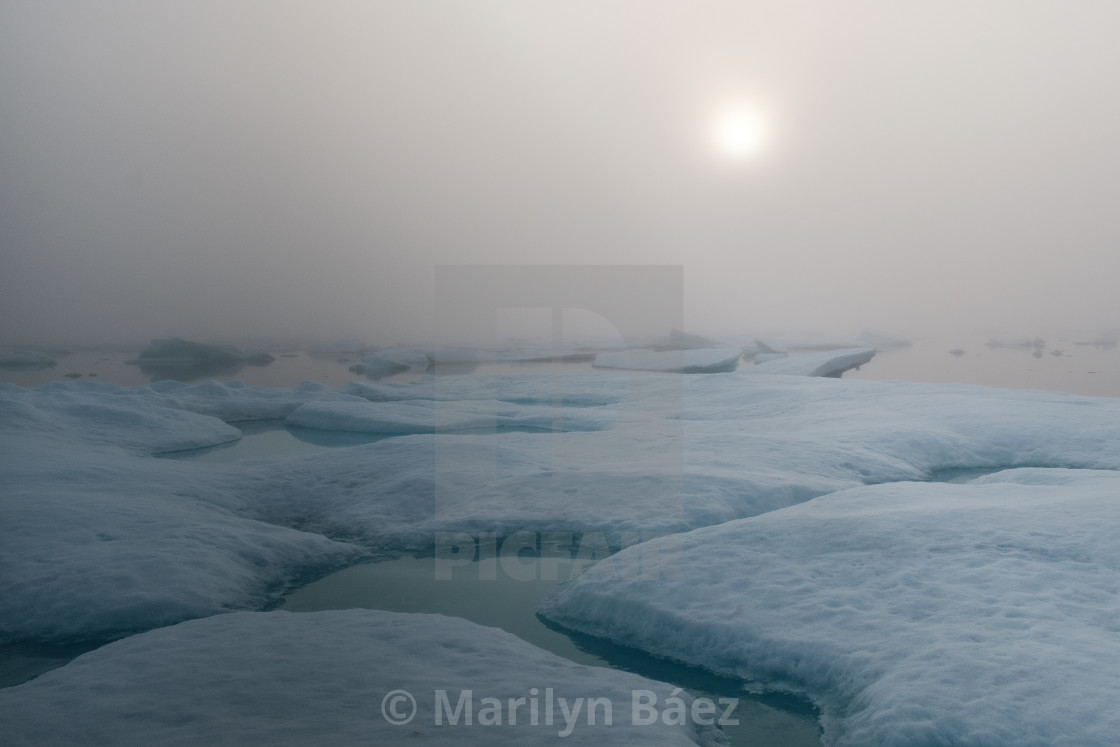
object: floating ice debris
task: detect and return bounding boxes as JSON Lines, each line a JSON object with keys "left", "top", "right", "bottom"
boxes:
{"left": 133, "top": 338, "right": 275, "bottom": 365}
{"left": 0, "top": 352, "right": 57, "bottom": 370}
{"left": 592, "top": 348, "right": 741, "bottom": 373}
{"left": 948, "top": 348, "right": 966, "bottom": 356}
{"left": 744, "top": 347, "right": 874, "bottom": 377}
{"left": 753, "top": 338, "right": 788, "bottom": 355}
{"left": 348, "top": 355, "right": 411, "bottom": 379}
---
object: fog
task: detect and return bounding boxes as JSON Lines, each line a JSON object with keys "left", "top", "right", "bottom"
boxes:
{"left": 3, "top": 1, "right": 1119, "bottom": 347}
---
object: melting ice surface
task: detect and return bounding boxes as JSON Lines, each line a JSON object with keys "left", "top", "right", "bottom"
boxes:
{"left": 3, "top": 359, "right": 1120, "bottom": 744}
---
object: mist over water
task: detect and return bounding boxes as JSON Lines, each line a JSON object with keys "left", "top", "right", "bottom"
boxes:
{"left": 2, "top": 1, "right": 1119, "bottom": 349}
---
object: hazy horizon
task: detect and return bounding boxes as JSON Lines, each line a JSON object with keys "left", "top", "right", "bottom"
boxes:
{"left": 3, "top": 1, "right": 1119, "bottom": 347}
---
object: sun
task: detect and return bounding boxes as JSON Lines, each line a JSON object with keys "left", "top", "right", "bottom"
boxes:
{"left": 713, "top": 107, "right": 767, "bottom": 159}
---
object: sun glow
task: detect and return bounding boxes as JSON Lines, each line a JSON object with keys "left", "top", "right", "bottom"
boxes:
{"left": 713, "top": 107, "right": 768, "bottom": 159}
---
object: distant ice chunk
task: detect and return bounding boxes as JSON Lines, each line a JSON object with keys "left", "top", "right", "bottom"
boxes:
{"left": 593, "top": 348, "right": 741, "bottom": 373}
{"left": 134, "top": 338, "right": 274, "bottom": 365}
{"left": 0, "top": 352, "right": 57, "bottom": 370}
{"left": 745, "top": 347, "right": 874, "bottom": 377}
{"left": 540, "top": 469, "right": 1120, "bottom": 746}
{"left": 753, "top": 338, "right": 788, "bottom": 355}
{"left": 751, "top": 353, "right": 787, "bottom": 364}
{"left": 0, "top": 610, "right": 722, "bottom": 746}
{"left": 347, "top": 355, "right": 411, "bottom": 379}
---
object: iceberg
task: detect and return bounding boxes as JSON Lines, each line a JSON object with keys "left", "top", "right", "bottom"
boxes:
{"left": 592, "top": 348, "right": 742, "bottom": 373}
{"left": 0, "top": 610, "right": 724, "bottom": 746}
{"left": 538, "top": 469, "right": 1120, "bottom": 746}
{"left": 745, "top": 347, "right": 874, "bottom": 377}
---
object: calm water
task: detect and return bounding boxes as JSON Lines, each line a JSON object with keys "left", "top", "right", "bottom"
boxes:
{"left": 845, "top": 334, "right": 1120, "bottom": 397}
{"left": 282, "top": 555, "right": 822, "bottom": 747}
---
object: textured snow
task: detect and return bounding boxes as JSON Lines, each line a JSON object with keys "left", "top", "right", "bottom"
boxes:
{"left": 745, "top": 347, "right": 875, "bottom": 377}
{"left": 5, "top": 373, "right": 1120, "bottom": 645}
{"left": 0, "top": 610, "right": 723, "bottom": 746}
{"left": 539, "top": 469, "right": 1120, "bottom": 746}
{"left": 593, "top": 348, "right": 742, "bottom": 373}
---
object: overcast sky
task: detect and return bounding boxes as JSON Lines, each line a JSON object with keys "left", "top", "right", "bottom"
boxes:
{"left": 2, "top": 1, "right": 1119, "bottom": 345}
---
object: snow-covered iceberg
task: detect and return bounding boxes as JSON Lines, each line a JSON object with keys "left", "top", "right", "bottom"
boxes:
{"left": 539, "top": 468, "right": 1120, "bottom": 746}
{"left": 746, "top": 347, "right": 874, "bottom": 377}
{"left": 593, "top": 348, "right": 741, "bottom": 373}
{"left": 0, "top": 610, "right": 724, "bottom": 746}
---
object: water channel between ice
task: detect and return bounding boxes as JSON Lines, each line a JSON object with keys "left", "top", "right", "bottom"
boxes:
{"left": 175, "top": 423, "right": 1010, "bottom": 746}
{"left": 3, "top": 422, "right": 1012, "bottom": 744}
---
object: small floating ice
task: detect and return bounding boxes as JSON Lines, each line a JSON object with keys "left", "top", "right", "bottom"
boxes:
{"left": 744, "top": 347, "right": 874, "bottom": 377}
{"left": 592, "top": 348, "right": 742, "bottom": 373}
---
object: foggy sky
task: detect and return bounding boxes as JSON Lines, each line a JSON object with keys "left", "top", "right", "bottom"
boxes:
{"left": 2, "top": 0, "right": 1119, "bottom": 346}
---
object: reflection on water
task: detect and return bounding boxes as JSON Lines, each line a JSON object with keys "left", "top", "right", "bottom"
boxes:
{"left": 282, "top": 556, "right": 822, "bottom": 747}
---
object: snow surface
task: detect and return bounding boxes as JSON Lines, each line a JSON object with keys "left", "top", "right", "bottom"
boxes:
{"left": 0, "top": 610, "right": 724, "bottom": 746}
{"left": 5, "top": 373, "right": 1120, "bottom": 647}
{"left": 539, "top": 469, "right": 1120, "bottom": 746}
{"left": 593, "top": 348, "right": 742, "bottom": 373}
{"left": 745, "top": 347, "right": 875, "bottom": 377}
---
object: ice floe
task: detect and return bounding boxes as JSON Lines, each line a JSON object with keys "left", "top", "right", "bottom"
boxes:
{"left": 0, "top": 610, "right": 724, "bottom": 746}
{"left": 538, "top": 468, "right": 1120, "bottom": 745}
{"left": 745, "top": 347, "right": 875, "bottom": 377}
{"left": 593, "top": 348, "right": 742, "bottom": 373}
